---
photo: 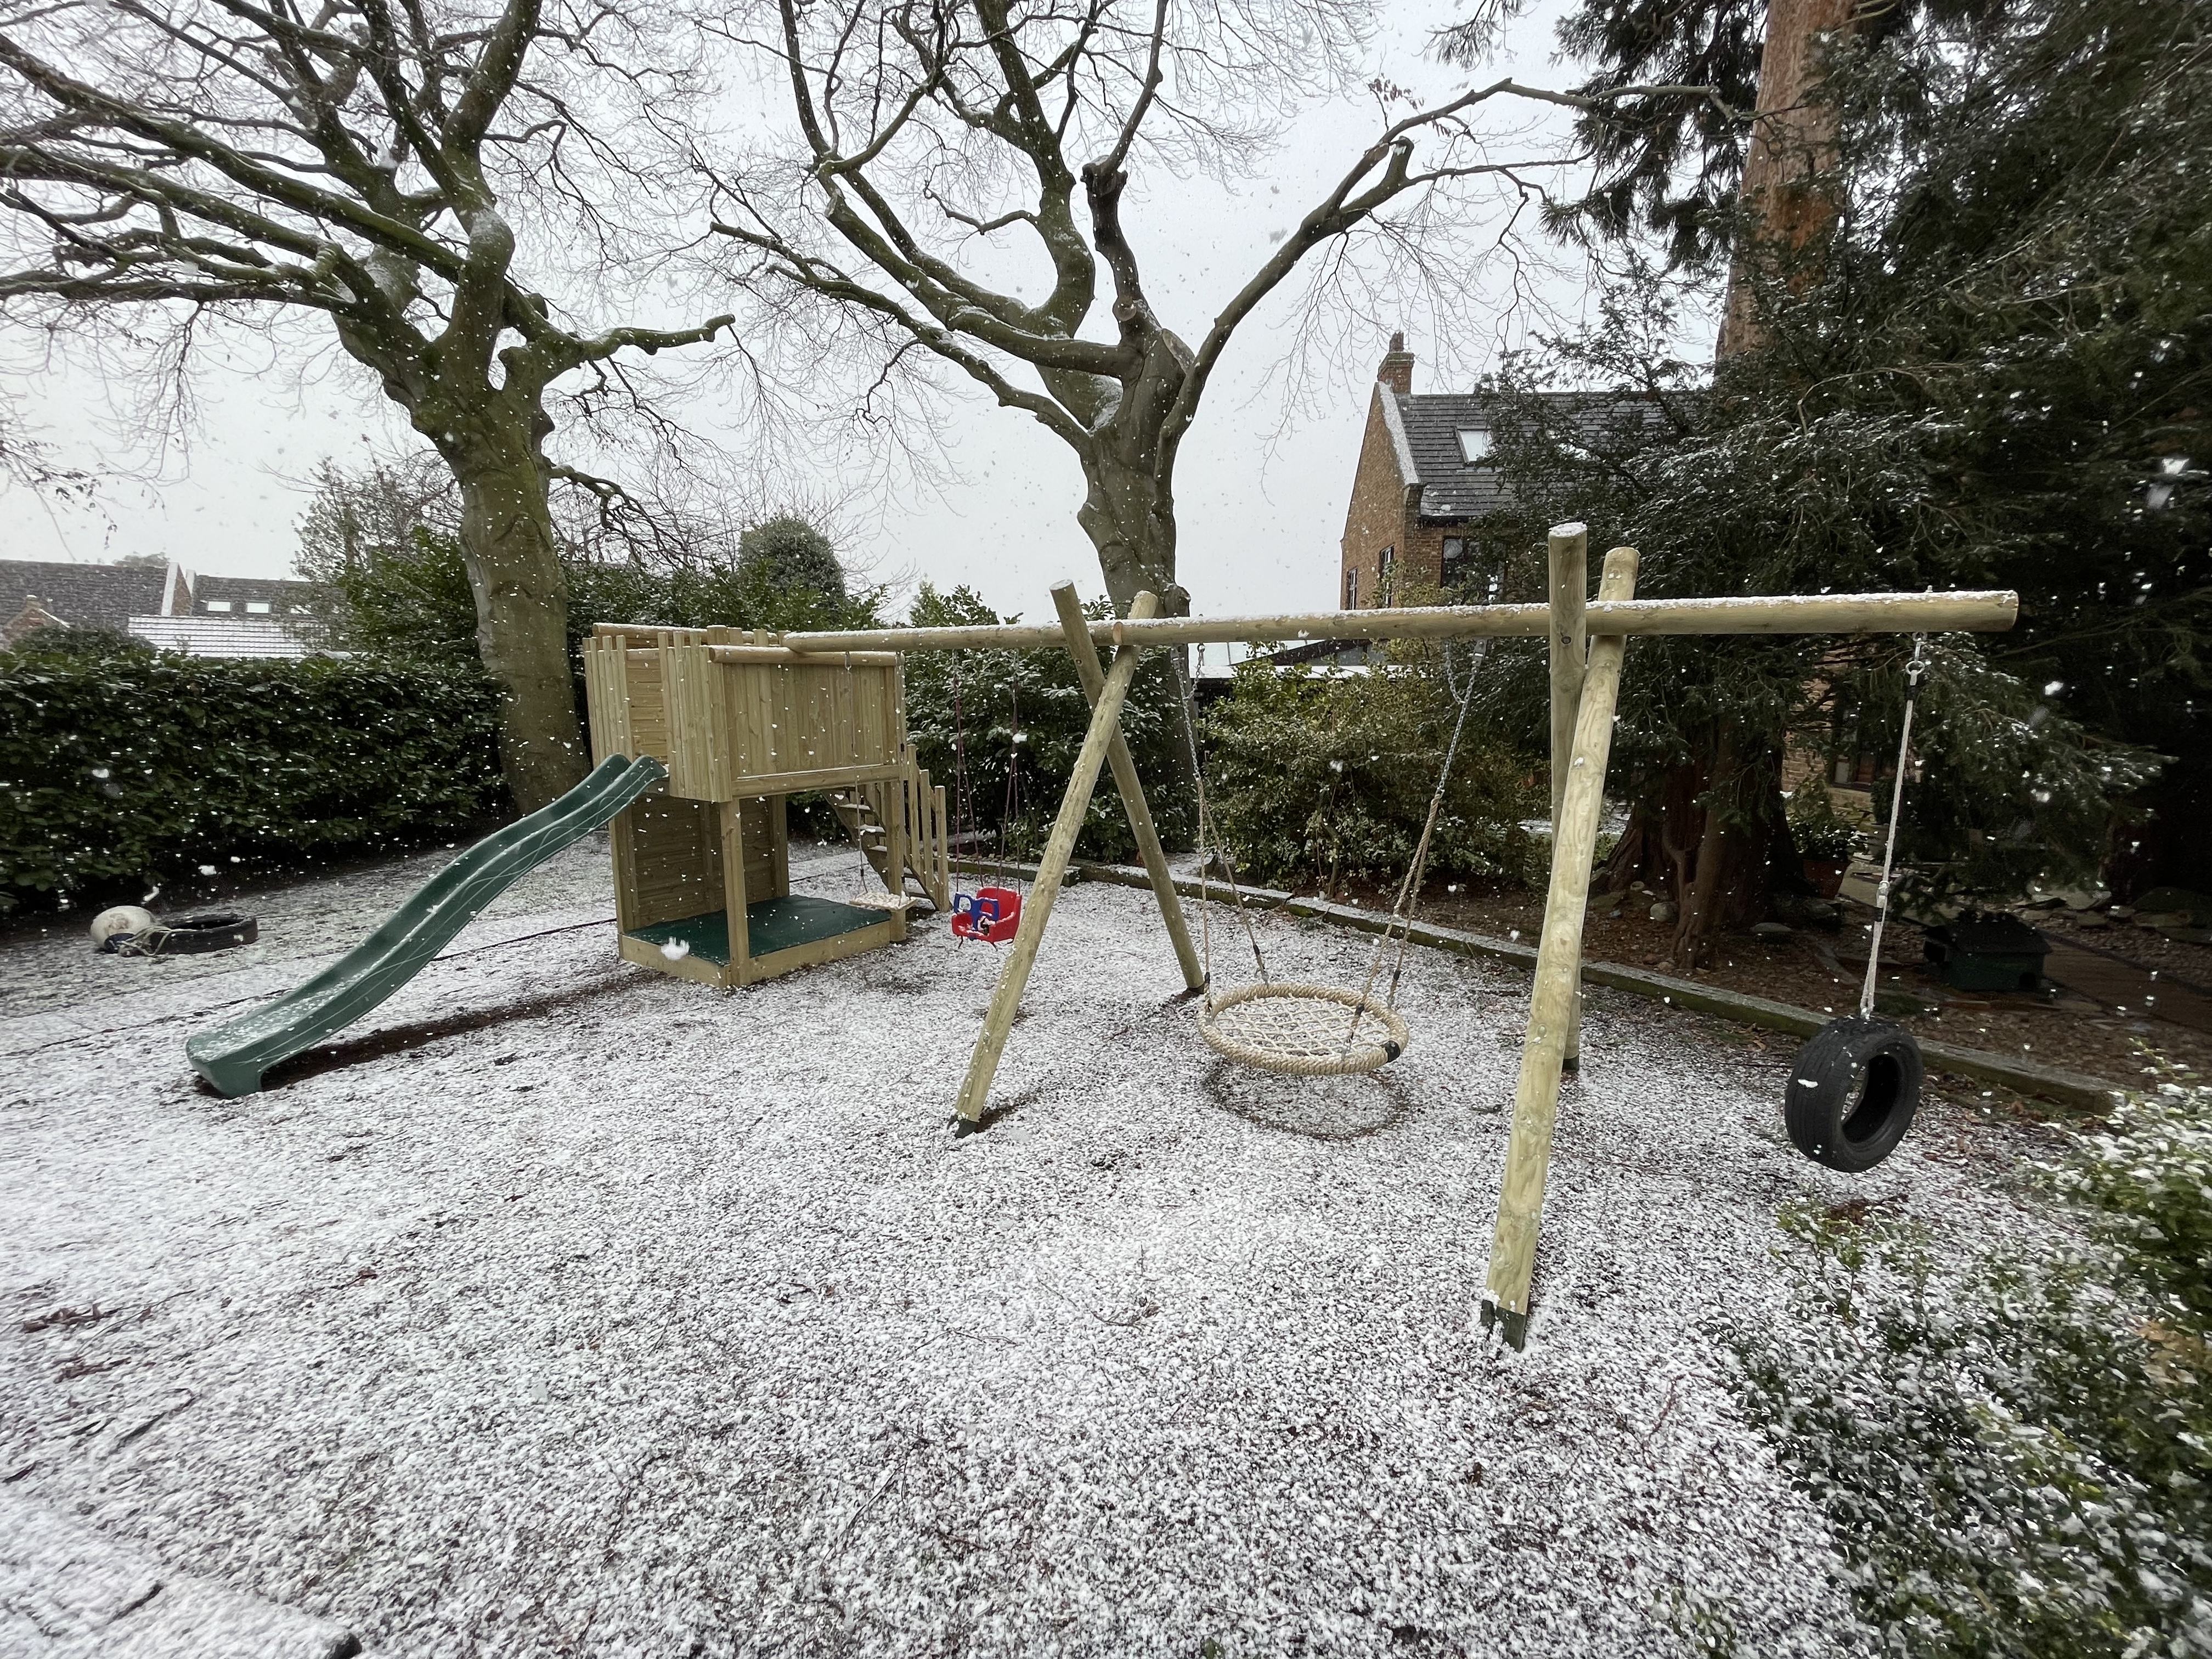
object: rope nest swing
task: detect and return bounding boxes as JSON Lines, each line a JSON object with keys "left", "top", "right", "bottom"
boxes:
{"left": 1172, "top": 638, "right": 1485, "bottom": 1080}
{"left": 1196, "top": 981, "right": 1409, "bottom": 1075}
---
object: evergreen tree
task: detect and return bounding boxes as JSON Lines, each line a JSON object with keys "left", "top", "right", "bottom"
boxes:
{"left": 1462, "top": 0, "right": 2202, "bottom": 958}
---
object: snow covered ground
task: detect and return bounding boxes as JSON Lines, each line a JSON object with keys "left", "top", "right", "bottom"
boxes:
{"left": 0, "top": 836, "right": 2055, "bottom": 1657}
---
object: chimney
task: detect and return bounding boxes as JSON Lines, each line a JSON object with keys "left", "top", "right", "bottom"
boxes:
{"left": 1377, "top": 331, "right": 1414, "bottom": 396}
{"left": 162, "top": 560, "right": 196, "bottom": 616}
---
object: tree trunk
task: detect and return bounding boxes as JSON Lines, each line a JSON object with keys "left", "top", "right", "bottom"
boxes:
{"left": 1616, "top": 0, "right": 1863, "bottom": 946}
{"left": 448, "top": 421, "right": 587, "bottom": 813}
{"left": 1076, "top": 420, "right": 1179, "bottom": 616}
{"left": 1601, "top": 726, "right": 1789, "bottom": 969}
{"left": 1073, "top": 427, "right": 1196, "bottom": 843}
{"left": 1716, "top": 0, "right": 1860, "bottom": 356}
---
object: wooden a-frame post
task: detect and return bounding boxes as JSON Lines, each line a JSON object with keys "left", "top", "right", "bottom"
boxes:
{"left": 1547, "top": 523, "right": 1590, "bottom": 1073}
{"left": 1484, "top": 546, "right": 1641, "bottom": 1348}
{"left": 1049, "top": 582, "right": 1206, "bottom": 994}
{"left": 953, "top": 591, "right": 1163, "bottom": 1125}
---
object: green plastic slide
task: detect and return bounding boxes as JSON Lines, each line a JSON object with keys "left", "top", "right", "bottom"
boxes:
{"left": 187, "top": 753, "right": 668, "bottom": 1097}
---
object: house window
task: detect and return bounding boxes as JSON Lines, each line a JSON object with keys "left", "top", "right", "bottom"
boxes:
{"left": 1441, "top": 535, "right": 1469, "bottom": 586}
{"left": 1457, "top": 428, "right": 1491, "bottom": 463}
{"left": 1377, "top": 545, "right": 1395, "bottom": 605}
{"left": 245, "top": 601, "right": 272, "bottom": 614}
{"left": 203, "top": 600, "right": 232, "bottom": 612}
{"left": 1344, "top": 566, "right": 1359, "bottom": 609}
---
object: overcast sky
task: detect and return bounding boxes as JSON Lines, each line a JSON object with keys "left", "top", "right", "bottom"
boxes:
{"left": 0, "top": 0, "right": 1711, "bottom": 625}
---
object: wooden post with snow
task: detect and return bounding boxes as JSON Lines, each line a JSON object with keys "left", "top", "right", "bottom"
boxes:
{"left": 953, "top": 591, "right": 1163, "bottom": 1125}
{"left": 1485, "top": 546, "right": 1641, "bottom": 1348}
{"left": 1547, "top": 522, "right": 1589, "bottom": 1073}
{"left": 1050, "top": 582, "right": 1206, "bottom": 994}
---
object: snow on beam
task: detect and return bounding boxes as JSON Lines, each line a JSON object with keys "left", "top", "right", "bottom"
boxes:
{"left": 760, "top": 589, "right": 2018, "bottom": 654}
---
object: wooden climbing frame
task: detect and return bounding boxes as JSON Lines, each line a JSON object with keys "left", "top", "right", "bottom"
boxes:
{"left": 595, "top": 563, "right": 2017, "bottom": 1346}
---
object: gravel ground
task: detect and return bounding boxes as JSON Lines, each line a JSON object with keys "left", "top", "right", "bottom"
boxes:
{"left": 0, "top": 837, "right": 2061, "bottom": 1657}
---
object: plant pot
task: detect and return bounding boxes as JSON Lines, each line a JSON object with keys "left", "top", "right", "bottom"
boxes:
{"left": 1803, "top": 859, "right": 1847, "bottom": 899}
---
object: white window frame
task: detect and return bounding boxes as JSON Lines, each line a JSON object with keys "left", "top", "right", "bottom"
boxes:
{"left": 1457, "top": 428, "right": 1491, "bottom": 463}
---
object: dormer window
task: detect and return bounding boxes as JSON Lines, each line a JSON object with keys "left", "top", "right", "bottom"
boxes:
{"left": 1457, "top": 428, "right": 1491, "bottom": 464}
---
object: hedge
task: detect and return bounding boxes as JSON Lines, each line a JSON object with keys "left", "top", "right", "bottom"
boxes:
{"left": 0, "top": 648, "right": 505, "bottom": 916}
{"left": 1200, "top": 651, "right": 1542, "bottom": 891}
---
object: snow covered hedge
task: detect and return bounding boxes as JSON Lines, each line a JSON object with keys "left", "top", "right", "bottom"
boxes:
{"left": 0, "top": 643, "right": 504, "bottom": 916}
{"left": 1733, "top": 1080, "right": 2212, "bottom": 1657}
{"left": 1200, "top": 648, "right": 1541, "bottom": 891}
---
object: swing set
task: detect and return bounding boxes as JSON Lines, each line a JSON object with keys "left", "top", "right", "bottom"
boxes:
{"left": 583, "top": 535, "right": 2015, "bottom": 1346}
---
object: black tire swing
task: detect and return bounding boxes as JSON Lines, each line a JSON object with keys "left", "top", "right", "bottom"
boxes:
{"left": 1784, "top": 639, "right": 1928, "bottom": 1172}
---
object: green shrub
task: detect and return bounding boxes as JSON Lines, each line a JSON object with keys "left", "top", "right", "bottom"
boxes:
{"left": 1730, "top": 1076, "right": 2212, "bottom": 1657}
{"left": 900, "top": 584, "right": 1192, "bottom": 865}
{"left": 0, "top": 646, "right": 504, "bottom": 916}
{"left": 1198, "top": 647, "right": 1541, "bottom": 891}
{"left": 1787, "top": 782, "right": 1867, "bottom": 864}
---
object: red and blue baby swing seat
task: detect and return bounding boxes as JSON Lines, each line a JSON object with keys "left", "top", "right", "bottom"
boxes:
{"left": 951, "top": 885, "right": 1022, "bottom": 943}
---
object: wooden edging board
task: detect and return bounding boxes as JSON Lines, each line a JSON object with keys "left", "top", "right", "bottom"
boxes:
{"left": 946, "top": 856, "right": 2129, "bottom": 1113}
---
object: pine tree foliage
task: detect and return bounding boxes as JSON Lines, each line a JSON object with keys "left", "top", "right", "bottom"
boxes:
{"left": 1469, "top": 0, "right": 2202, "bottom": 902}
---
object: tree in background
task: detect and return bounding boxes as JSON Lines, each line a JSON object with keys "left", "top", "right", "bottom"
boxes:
{"left": 737, "top": 517, "right": 847, "bottom": 607}
{"left": 1447, "top": 0, "right": 2203, "bottom": 960}
{"left": 0, "top": 0, "right": 735, "bottom": 810}
{"left": 296, "top": 455, "right": 878, "bottom": 662}
{"left": 1202, "top": 645, "right": 1540, "bottom": 894}
{"left": 707, "top": 0, "right": 1705, "bottom": 619}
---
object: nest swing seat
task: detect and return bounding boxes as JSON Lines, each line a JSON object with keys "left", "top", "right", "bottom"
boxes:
{"left": 1195, "top": 981, "right": 1409, "bottom": 1075}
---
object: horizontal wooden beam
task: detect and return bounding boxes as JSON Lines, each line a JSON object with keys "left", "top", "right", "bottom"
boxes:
{"left": 759, "top": 589, "right": 2017, "bottom": 653}
{"left": 702, "top": 645, "right": 902, "bottom": 667}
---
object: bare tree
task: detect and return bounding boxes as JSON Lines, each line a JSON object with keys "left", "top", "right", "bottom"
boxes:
{"left": 0, "top": 0, "right": 734, "bottom": 808}
{"left": 706, "top": 0, "right": 1706, "bottom": 616}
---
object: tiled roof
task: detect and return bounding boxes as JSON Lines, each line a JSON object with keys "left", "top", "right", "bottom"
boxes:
{"left": 1393, "top": 390, "right": 1671, "bottom": 521}
{"left": 0, "top": 559, "right": 167, "bottom": 632}
{"left": 194, "top": 573, "right": 320, "bottom": 617}
{"left": 127, "top": 614, "right": 329, "bottom": 659}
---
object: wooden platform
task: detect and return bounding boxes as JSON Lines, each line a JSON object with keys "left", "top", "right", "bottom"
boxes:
{"left": 620, "top": 898, "right": 901, "bottom": 988}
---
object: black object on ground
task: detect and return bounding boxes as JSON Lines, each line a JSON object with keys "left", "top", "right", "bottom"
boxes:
{"left": 1784, "top": 1015, "right": 1924, "bottom": 1172}
{"left": 1923, "top": 911, "right": 2049, "bottom": 991}
{"left": 146, "top": 911, "right": 258, "bottom": 954}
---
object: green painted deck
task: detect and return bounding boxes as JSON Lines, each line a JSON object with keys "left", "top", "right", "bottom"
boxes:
{"left": 628, "top": 895, "right": 887, "bottom": 966}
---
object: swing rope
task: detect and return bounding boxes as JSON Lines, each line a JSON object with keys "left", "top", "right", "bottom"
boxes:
{"left": 1344, "top": 639, "right": 1479, "bottom": 1035}
{"left": 1859, "top": 636, "right": 1926, "bottom": 1021}
{"left": 1171, "top": 646, "right": 1272, "bottom": 988}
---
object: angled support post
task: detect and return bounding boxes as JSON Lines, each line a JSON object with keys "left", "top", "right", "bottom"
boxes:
{"left": 1547, "top": 522, "right": 1589, "bottom": 1073}
{"left": 1484, "top": 546, "right": 1640, "bottom": 1348}
{"left": 954, "top": 591, "right": 1163, "bottom": 1125}
{"left": 1050, "top": 582, "right": 1205, "bottom": 994}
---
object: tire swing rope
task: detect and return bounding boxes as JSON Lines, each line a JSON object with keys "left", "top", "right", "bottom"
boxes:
{"left": 1784, "top": 636, "right": 1929, "bottom": 1173}
{"left": 1858, "top": 637, "right": 1925, "bottom": 1020}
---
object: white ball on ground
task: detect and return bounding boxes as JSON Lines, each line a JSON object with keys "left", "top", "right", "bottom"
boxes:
{"left": 90, "top": 905, "right": 156, "bottom": 948}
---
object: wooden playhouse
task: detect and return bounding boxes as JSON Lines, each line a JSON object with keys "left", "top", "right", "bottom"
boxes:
{"left": 581, "top": 626, "right": 950, "bottom": 987}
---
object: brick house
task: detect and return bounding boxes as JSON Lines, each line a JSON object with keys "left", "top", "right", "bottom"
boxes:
{"left": 1337, "top": 336, "right": 1662, "bottom": 610}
